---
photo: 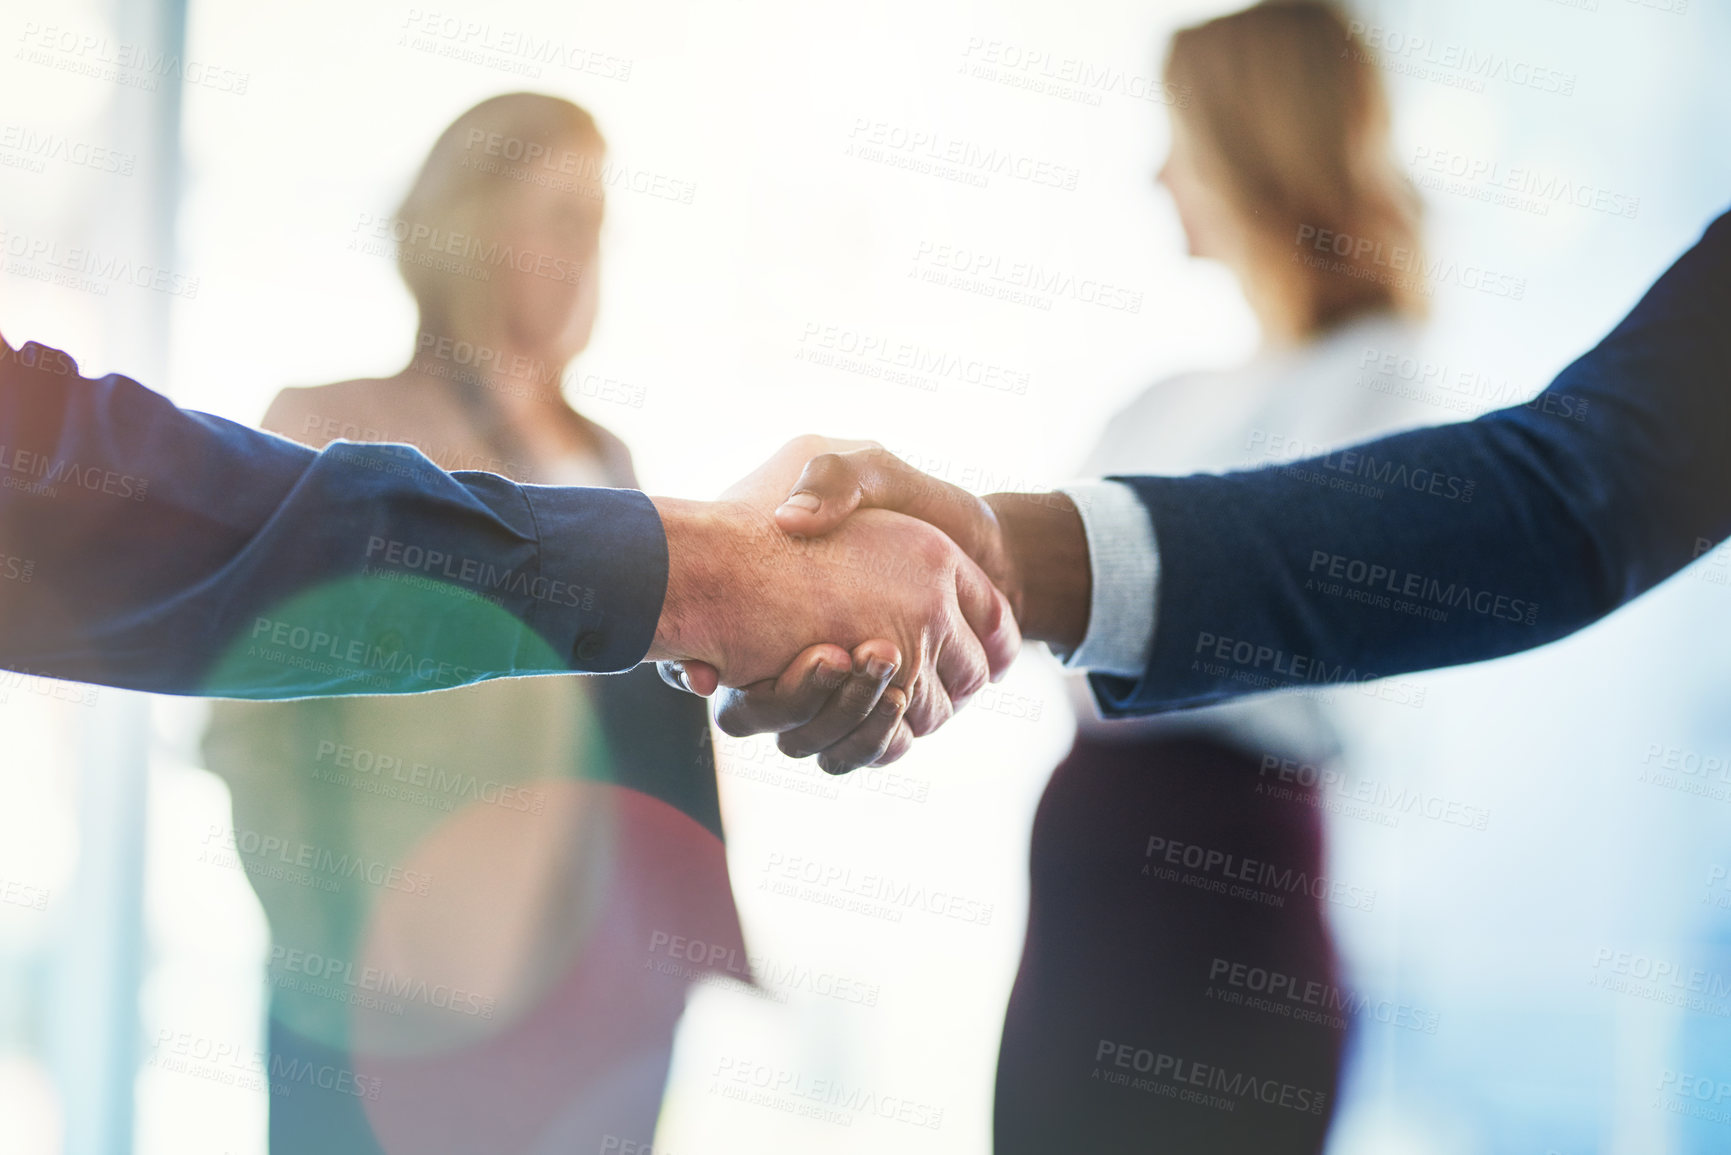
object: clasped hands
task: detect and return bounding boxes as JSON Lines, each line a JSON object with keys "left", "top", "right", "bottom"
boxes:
{"left": 645, "top": 437, "right": 1090, "bottom": 773}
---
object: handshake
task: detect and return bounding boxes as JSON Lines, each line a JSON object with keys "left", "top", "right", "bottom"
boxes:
{"left": 644, "top": 437, "right": 1092, "bottom": 774}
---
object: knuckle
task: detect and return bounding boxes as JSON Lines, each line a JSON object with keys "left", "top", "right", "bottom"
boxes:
{"left": 873, "top": 742, "right": 908, "bottom": 767}
{"left": 914, "top": 529, "right": 952, "bottom": 568}
{"left": 783, "top": 433, "right": 831, "bottom": 459}
{"left": 837, "top": 677, "right": 879, "bottom": 715}
{"left": 818, "top": 752, "right": 857, "bottom": 776}
{"left": 715, "top": 705, "right": 758, "bottom": 738}
{"left": 944, "top": 673, "right": 985, "bottom": 711}
{"left": 806, "top": 451, "right": 845, "bottom": 476}
{"left": 907, "top": 693, "right": 950, "bottom": 738}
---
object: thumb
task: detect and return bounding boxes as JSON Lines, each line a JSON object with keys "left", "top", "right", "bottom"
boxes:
{"left": 773, "top": 451, "right": 869, "bottom": 537}
{"left": 775, "top": 449, "right": 1006, "bottom": 586}
{"left": 657, "top": 659, "right": 720, "bottom": 696}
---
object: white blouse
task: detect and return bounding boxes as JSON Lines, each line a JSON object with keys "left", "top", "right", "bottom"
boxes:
{"left": 1070, "top": 311, "right": 1444, "bottom": 762}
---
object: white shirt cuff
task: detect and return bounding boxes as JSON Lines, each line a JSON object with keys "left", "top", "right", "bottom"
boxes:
{"left": 1053, "top": 480, "right": 1159, "bottom": 678}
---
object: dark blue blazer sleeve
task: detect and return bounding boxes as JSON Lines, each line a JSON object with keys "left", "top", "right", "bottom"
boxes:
{"left": 0, "top": 339, "right": 668, "bottom": 697}
{"left": 1092, "top": 208, "right": 1731, "bottom": 716}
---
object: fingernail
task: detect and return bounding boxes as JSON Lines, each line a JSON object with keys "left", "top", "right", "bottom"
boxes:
{"left": 777, "top": 492, "right": 821, "bottom": 514}
{"left": 864, "top": 657, "right": 895, "bottom": 681}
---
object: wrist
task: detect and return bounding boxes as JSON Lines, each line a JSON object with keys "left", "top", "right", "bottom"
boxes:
{"left": 647, "top": 497, "right": 729, "bottom": 665}
{"left": 647, "top": 496, "right": 789, "bottom": 672}
{"left": 984, "top": 491, "right": 1089, "bottom": 651}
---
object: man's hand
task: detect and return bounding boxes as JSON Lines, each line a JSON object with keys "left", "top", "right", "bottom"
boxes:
{"left": 646, "top": 439, "right": 1021, "bottom": 740}
{"left": 668, "top": 445, "right": 1092, "bottom": 774}
{"left": 775, "top": 447, "right": 1090, "bottom": 649}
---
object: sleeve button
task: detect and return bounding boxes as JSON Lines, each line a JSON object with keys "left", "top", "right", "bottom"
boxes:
{"left": 575, "top": 632, "right": 605, "bottom": 664}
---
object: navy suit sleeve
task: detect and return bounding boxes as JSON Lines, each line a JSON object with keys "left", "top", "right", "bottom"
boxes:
{"left": 1092, "top": 208, "right": 1731, "bottom": 716}
{"left": 0, "top": 339, "right": 668, "bottom": 697}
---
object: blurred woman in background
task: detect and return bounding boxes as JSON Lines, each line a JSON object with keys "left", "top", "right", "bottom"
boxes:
{"left": 203, "top": 94, "right": 746, "bottom": 1155}
{"left": 993, "top": 5, "right": 1438, "bottom": 1152}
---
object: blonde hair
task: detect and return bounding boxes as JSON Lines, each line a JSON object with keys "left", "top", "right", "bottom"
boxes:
{"left": 395, "top": 93, "right": 605, "bottom": 333}
{"left": 1166, "top": 1, "right": 1426, "bottom": 333}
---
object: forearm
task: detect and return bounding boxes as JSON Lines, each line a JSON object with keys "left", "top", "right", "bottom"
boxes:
{"left": 0, "top": 339, "right": 666, "bottom": 696}
{"left": 646, "top": 496, "right": 778, "bottom": 667}
{"left": 983, "top": 490, "right": 1091, "bottom": 652}
{"left": 1095, "top": 207, "right": 1731, "bottom": 715}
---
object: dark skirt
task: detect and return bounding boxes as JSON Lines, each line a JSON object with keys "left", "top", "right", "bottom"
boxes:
{"left": 995, "top": 734, "right": 1347, "bottom": 1154}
